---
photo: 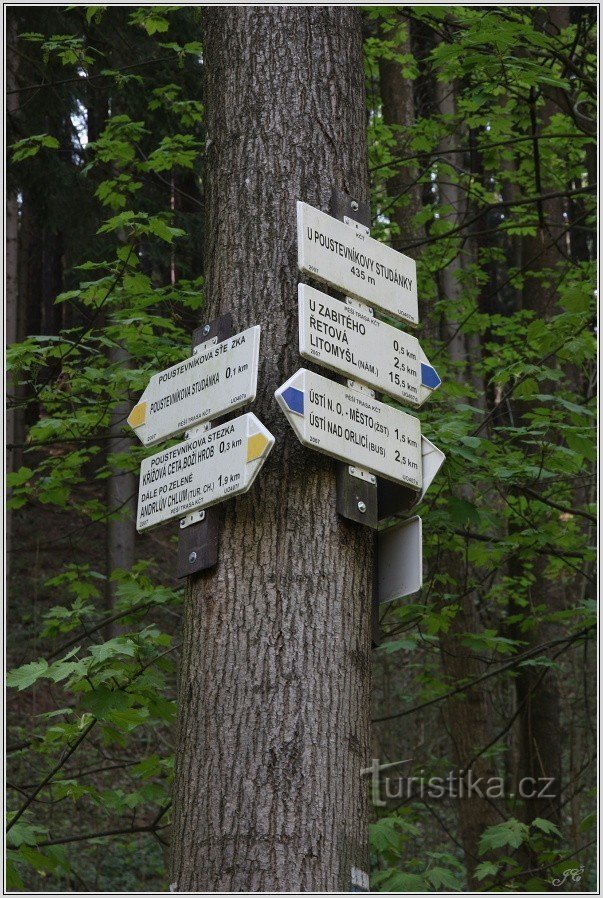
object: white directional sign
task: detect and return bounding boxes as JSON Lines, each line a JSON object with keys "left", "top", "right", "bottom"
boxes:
{"left": 128, "top": 326, "right": 260, "bottom": 446}
{"left": 136, "top": 412, "right": 274, "bottom": 532}
{"left": 298, "top": 284, "right": 440, "bottom": 407}
{"left": 297, "top": 201, "right": 418, "bottom": 326}
{"left": 275, "top": 369, "right": 422, "bottom": 490}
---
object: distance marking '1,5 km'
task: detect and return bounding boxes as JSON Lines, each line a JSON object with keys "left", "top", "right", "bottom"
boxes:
{"left": 275, "top": 368, "right": 422, "bottom": 490}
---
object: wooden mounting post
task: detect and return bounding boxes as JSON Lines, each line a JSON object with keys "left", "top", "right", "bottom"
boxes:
{"left": 330, "top": 187, "right": 378, "bottom": 529}
{"left": 330, "top": 188, "right": 380, "bottom": 646}
{"left": 176, "top": 313, "right": 234, "bottom": 578}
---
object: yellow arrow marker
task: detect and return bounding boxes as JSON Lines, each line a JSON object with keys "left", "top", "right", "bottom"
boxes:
{"left": 247, "top": 432, "right": 271, "bottom": 463}
{"left": 127, "top": 402, "right": 147, "bottom": 429}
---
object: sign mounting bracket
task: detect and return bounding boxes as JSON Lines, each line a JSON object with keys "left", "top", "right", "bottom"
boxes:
{"left": 176, "top": 312, "right": 234, "bottom": 578}
{"left": 330, "top": 187, "right": 379, "bottom": 529}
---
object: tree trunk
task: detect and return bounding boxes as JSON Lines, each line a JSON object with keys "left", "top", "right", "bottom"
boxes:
{"left": 510, "top": 6, "right": 570, "bottom": 831}
{"left": 378, "top": 17, "right": 422, "bottom": 252}
{"left": 435, "top": 78, "right": 501, "bottom": 883}
{"left": 170, "top": 8, "right": 372, "bottom": 891}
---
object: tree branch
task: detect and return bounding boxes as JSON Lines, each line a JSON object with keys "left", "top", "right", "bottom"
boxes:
{"left": 373, "top": 626, "right": 594, "bottom": 724}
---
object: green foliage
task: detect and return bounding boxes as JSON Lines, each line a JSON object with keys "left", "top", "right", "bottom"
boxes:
{"left": 6, "top": 3, "right": 596, "bottom": 892}
{"left": 366, "top": 4, "right": 595, "bottom": 891}
{"left": 6, "top": 5, "right": 203, "bottom": 889}
{"left": 11, "top": 133, "right": 59, "bottom": 162}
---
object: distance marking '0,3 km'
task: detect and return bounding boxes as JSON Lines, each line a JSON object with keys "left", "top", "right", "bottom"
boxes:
{"left": 136, "top": 412, "right": 274, "bottom": 532}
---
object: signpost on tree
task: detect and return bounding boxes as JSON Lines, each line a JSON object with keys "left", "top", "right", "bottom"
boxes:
{"left": 169, "top": 8, "right": 445, "bottom": 893}
{"left": 169, "top": 9, "right": 375, "bottom": 892}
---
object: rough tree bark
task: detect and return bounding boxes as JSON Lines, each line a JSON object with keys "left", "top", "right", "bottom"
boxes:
{"left": 372, "top": 12, "right": 429, "bottom": 774}
{"left": 377, "top": 17, "right": 422, "bottom": 254}
{"left": 170, "top": 8, "right": 373, "bottom": 892}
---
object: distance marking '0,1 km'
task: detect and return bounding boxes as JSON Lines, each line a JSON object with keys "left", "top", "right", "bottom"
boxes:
{"left": 136, "top": 412, "right": 274, "bottom": 532}
{"left": 297, "top": 201, "right": 418, "bottom": 326}
{"left": 275, "top": 368, "right": 422, "bottom": 491}
{"left": 128, "top": 325, "right": 260, "bottom": 446}
{"left": 298, "top": 284, "right": 440, "bottom": 407}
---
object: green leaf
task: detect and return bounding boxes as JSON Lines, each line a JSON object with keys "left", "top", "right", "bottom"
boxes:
{"left": 18, "top": 844, "right": 58, "bottom": 874}
{"left": 383, "top": 871, "right": 427, "bottom": 891}
{"left": 369, "top": 817, "right": 402, "bottom": 854}
{"left": 6, "top": 659, "right": 49, "bottom": 690}
{"left": 6, "top": 854, "right": 24, "bottom": 890}
{"left": 579, "top": 811, "right": 596, "bottom": 832}
{"left": 479, "top": 819, "right": 529, "bottom": 854}
{"left": 11, "top": 133, "right": 60, "bottom": 162}
{"left": 531, "top": 817, "right": 562, "bottom": 837}
{"left": 474, "top": 861, "right": 499, "bottom": 881}
{"left": 6, "top": 466, "right": 34, "bottom": 488}
{"left": 425, "top": 866, "right": 463, "bottom": 890}
{"left": 6, "top": 816, "right": 49, "bottom": 849}
{"left": 80, "top": 686, "right": 133, "bottom": 719}
{"left": 147, "top": 217, "right": 185, "bottom": 243}
{"left": 87, "top": 636, "right": 137, "bottom": 664}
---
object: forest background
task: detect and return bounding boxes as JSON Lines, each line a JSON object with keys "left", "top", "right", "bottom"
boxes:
{"left": 5, "top": 4, "right": 597, "bottom": 893}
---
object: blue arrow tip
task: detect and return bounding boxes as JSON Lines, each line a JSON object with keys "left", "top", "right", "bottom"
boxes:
{"left": 421, "top": 363, "right": 441, "bottom": 390}
{"left": 282, "top": 386, "right": 304, "bottom": 415}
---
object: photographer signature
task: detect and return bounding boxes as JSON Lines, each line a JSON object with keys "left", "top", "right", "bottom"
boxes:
{"left": 551, "top": 866, "right": 584, "bottom": 887}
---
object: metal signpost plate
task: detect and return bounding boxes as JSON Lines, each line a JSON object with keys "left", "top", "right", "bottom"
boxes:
{"left": 128, "top": 325, "right": 260, "bottom": 446}
{"left": 377, "top": 435, "right": 447, "bottom": 520}
{"left": 136, "top": 412, "right": 274, "bottom": 532}
{"left": 177, "top": 313, "right": 232, "bottom": 578}
{"left": 297, "top": 200, "right": 418, "bottom": 326}
{"left": 275, "top": 368, "right": 422, "bottom": 490}
{"left": 298, "top": 284, "right": 440, "bottom": 407}
{"left": 377, "top": 516, "right": 423, "bottom": 604}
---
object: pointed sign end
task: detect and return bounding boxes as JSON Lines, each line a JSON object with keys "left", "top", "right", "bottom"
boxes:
{"left": 246, "top": 432, "right": 272, "bottom": 463}
{"left": 420, "top": 363, "right": 441, "bottom": 390}
{"left": 128, "top": 402, "right": 147, "bottom": 429}
{"left": 281, "top": 385, "right": 304, "bottom": 415}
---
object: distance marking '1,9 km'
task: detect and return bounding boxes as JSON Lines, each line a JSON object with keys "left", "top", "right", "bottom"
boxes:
{"left": 136, "top": 412, "right": 274, "bottom": 532}
{"left": 297, "top": 201, "right": 418, "bottom": 326}
{"left": 298, "top": 284, "right": 441, "bottom": 407}
{"left": 128, "top": 326, "right": 260, "bottom": 446}
{"left": 275, "top": 369, "right": 422, "bottom": 490}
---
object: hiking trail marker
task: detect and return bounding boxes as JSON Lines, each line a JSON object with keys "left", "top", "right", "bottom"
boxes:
{"left": 275, "top": 368, "right": 423, "bottom": 491}
{"left": 128, "top": 325, "right": 260, "bottom": 446}
{"left": 136, "top": 412, "right": 274, "bottom": 532}
{"left": 297, "top": 200, "right": 418, "bottom": 326}
{"left": 299, "top": 284, "right": 440, "bottom": 407}
{"left": 282, "top": 188, "right": 447, "bottom": 613}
